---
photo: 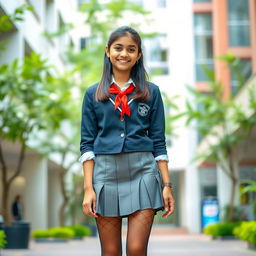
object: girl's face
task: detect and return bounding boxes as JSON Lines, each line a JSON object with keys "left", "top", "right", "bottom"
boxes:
{"left": 106, "top": 34, "right": 142, "bottom": 75}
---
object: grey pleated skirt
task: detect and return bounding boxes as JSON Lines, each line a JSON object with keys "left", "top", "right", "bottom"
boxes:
{"left": 92, "top": 151, "right": 164, "bottom": 217}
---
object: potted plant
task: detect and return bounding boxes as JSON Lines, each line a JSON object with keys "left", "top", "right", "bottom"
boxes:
{"left": 233, "top": 221, "right": 256, "bottom": 250}
{"left": 0, "top": 230, "right": 7, "bottom": 253}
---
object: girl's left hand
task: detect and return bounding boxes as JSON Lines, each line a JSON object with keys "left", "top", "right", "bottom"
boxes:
{"left": 162, "top": 187, "right": 175, "bottom": 218}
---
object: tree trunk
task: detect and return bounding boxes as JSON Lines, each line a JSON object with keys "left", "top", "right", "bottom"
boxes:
{"left": 228, "top": 175, "right": 238, "bottom": 221}
{"left": 58, "top": 156, "right": 77, "bottom": 226}
{"left": 2, "top": 183, "right": 10, "bottom": 225}
{"left": 218, "top": 149, "right": 240, "bottom": 222}
{"left": 0, "top": 141, "right": 10, "bottom": 225}
{"left": 59, "top": 169, "right": 69, "bottom": 226}
{"left": 227, "top": 151, "right": 239, "bottom": 222}
{"left": 0, "top": 141, "right": 26, "bottom": 225}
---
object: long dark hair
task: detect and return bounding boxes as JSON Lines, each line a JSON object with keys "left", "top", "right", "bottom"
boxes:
{"left": 95, "top": 26, "right": 150, "bottom": 101}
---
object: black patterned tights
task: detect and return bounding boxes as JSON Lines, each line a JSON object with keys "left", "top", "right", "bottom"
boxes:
{"left": 95, "top": 208, "right": 156, "bottom": 256}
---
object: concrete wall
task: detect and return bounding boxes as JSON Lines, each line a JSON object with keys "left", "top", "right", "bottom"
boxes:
{"left": 22, "top": 154, "right": 49, "bottom": 230}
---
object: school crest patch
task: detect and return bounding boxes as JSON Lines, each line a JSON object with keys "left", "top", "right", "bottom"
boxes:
{"left": 138, "top": 103, "right": 150, "bottom": 117}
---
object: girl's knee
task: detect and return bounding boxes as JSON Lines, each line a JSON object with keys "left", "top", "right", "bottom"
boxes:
{"left": 126, "top": 244, "right": 146, "bottom": 256}
{"left": 102, "top": 247, "right": 122, "bottom": 256}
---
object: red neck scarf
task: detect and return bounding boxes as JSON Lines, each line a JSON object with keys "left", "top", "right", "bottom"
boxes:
{"left": 109, "top": 83, "right": 135, "bottom": 119}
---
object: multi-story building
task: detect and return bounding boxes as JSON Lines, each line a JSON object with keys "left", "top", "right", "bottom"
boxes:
{"left": 129, "top": 0, "right": 256, "bottom": 233}
{"left": 193, "top": 0, "right": 256, "bottom": 231}
{"left": 193, "top": 0, "right": 255, "bottom": 96}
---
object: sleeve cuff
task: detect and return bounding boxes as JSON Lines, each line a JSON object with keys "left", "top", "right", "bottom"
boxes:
{"left": 155, "top": 154, "right": 169, "bottom": 162}
{"left": 79, "top": 151, "right": 95, "bottom": 164}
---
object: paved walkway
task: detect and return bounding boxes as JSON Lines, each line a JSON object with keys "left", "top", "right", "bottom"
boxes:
{"left": 1, "top": 232, "right": 255, "bottom": 256}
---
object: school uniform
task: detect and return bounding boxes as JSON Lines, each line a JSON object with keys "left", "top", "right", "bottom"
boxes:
{"left": 79, "top": 78, "right": 168, "bottom": 217}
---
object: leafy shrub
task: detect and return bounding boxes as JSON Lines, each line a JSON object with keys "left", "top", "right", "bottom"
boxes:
{"left": 233, "top": 221, "right": 256, "bottom": 245}
{"left": 0, "top": 230, "right": 7, "bottom": 248}
{"left": 31, "top": 229, "right": 50, "bottom": 239}
{"left": 203, "top": 222, "right": 241, "bottom": 237}
{"left": 48, "top": 227, "right": 74, "bottom": 239}
{"left": 68, "top": 225, "right": 91, "bottom": 237}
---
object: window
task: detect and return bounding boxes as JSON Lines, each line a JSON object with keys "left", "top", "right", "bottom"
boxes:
{"left": 45, "top": 0, "right": 54, "bottom": 36}
{"left": 79, "top": 36, "right": 101, "bottom": 51}
{"left": 157, "top": 0, "right": 166, "bottom": 8}
{"left": 202, "top": 185, "right": 217, "bottom": 198}
{"left": 194, "top": 14, "right": 213, "bottom": 81}
{"left": 149, "top": 34, "right": 168, "bottom": 62}
{"left": 80, "top": 38, "right": 86, "bottom": 50}
{"left": 230, "top": 59, "right": 252, "bottom": 96}
{"left": 150, "top": 67, "right": 169, "bottom": 75}
{"left": 147, "top": 34, "right": 169, "bottom": 75}
{"left": 228, "top": 0, "right": 250, "bottom": 46}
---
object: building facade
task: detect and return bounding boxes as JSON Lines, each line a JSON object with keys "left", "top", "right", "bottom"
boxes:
{"left": 134, "top": 0, "right": 256, "bottom": 233}
{"left": 193, "top": 0, "right": 256, "bottom": 230}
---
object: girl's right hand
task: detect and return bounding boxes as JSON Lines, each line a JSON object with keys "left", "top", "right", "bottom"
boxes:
{"left": 82, "top": 188, "right": 98, "bottom": 218}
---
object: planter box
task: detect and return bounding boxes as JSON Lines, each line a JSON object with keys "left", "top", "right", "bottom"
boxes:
{"left": 2, "top": 222, "right": 30, "bottom": 249}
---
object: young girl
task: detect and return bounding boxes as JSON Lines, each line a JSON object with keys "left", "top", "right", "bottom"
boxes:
{"left": 80, "top": 26, "right": 175, "bottom": 256}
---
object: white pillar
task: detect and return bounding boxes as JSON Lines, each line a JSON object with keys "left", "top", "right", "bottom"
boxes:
{"left": 185, "top": 164, "right": 201, "bottom": 233}
{"left": 23, "top": 154, "right": 48, "bottom": 230}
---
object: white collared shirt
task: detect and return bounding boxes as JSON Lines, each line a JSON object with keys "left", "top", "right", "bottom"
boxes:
{"left": 111, "top": 76, "right": 135, "bottom": 91}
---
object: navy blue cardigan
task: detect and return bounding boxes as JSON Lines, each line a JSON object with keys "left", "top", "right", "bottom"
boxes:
{"left": 80, "top": 82, "right": 167, "bottom": 158}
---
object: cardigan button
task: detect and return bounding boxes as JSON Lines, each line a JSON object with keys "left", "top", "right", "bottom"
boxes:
{"left": 120, "top": 133, "right": 125, "bottom": 137}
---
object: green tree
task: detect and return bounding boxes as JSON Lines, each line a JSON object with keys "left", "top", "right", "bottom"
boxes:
{"left": 0, "top": 53, "right": 70, "bottom": 225}
{"left": 184, "top": 54, "right": 256, "bottom": 222}
{"left": 31, "top": 70, "right": 81, "bottom": 226}
{"left": 0, "top": 4, "right": 77, "bottom": 226}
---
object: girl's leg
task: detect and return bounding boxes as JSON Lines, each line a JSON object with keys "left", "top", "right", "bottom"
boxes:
{"left": 126, "top": 209, "right": 155, "bottom": 256}
{"left": 95, "top": 215, "right": 123, "bottom": 256}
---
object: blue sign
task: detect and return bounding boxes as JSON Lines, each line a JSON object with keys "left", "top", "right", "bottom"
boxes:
{"left": 201, "top": 198, "right": 219, "bottom": 228}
